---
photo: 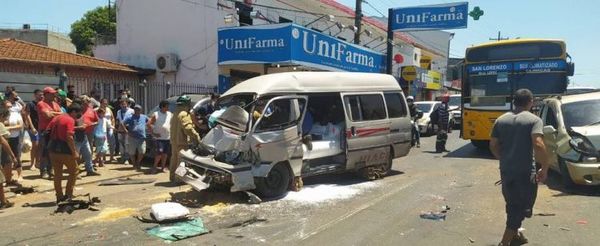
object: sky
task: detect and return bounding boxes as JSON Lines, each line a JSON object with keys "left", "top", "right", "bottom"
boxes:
{"left": 0, "top": 0, "right": 599, "bottom": 87}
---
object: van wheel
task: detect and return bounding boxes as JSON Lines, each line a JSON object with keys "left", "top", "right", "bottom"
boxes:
{"left": 558, "top": 157, "right": 576, "bottom": 188}
{"left": 254, "top": 163, "right": 291, "bottom": 198}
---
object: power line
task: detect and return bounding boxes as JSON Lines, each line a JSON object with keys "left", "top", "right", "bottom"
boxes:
{"left": 363, "top": 0, "right": 387, "bottom": 17}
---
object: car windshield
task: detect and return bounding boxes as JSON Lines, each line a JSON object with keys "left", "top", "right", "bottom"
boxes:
{"left": 448, "top": 96, "right": 461, "bottom": 108}
{"left": 416, "top": 103, "right": 433, "bottom": 113}
{"left": 561, "top": 99, "right": 600, "bottom": 128}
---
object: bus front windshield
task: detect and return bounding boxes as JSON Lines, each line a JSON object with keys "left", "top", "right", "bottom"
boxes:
{"left": 469, "top": 72, "right": 566, "bottom": 106}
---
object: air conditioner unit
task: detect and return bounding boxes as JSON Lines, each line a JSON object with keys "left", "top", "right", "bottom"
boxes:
{"left": 156, "top": 53, "right": 179, "bottom": 72}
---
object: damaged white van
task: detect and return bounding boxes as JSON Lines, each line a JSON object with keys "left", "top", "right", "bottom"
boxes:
{"left": 175, "top": 72, "right": 412, "bottom": 198}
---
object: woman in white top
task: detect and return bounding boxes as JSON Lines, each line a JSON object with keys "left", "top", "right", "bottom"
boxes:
{"left": 2, "top": 99, "right": 24, "bottom": 183}
{"left": 97, "top": 98, "right": 116, "bottom": 163}
{"left": 147, "top": 100, "right": 172, "bottom": 174}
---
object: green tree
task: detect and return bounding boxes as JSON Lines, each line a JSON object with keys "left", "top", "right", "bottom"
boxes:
{"left": 69, "top": 6, "right": 116, "bottom": 55}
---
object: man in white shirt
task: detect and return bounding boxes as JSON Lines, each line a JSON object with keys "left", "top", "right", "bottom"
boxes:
{"left": 147, "top": 100, "right": 173, "bottom": 174}
{"left": 116, "top": 99, "right": 134, "bottom": 163}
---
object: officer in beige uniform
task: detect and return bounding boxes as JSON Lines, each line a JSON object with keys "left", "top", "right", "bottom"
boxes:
{"left": 169, "top": 95, "right": 201, "bottom": 182}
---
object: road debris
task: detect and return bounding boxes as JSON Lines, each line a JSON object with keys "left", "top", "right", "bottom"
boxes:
{"left": 419, "top": 212, "right": 446, "bottom": 221}
{"left": 535, "top": 213, "right": 556, "bottom": 216}
{"left": 468, "top": 237, "right": 475, "bottom": 243}
{"left": 227, "top": 216, "right": 268, "bottom": 228}
{"left": 9, "top": 186, "right": 36, "bottom": 194}
{"left": 576, "top": 219, "right": 588, "bottom": 225}
{"left": 99, "top": 177, "right": 156, "bottom": 186}
{"left": 151, "top": 202, "right": 190, "bottom": 222}
{"left": 245, "top": 191, "right": 261, "bottom": 204}
{"left": 55, "top": 193, "right": 101, "bottom": 214}
{"left": 145, "top": 218, "right": 209, "bottom": 241}
{"left": 559, "top": 227, "right": 571, "bottom": 231}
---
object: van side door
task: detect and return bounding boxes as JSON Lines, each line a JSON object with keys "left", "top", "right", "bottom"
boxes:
{"left": 341, "top": 92, "right": 392, "bottom": 171}
{"left": 249, "top": 96, "right": 307, "bottom": 177}
{"left": 540, "top": 102, "right": 559, "bottom": 169}
{"left": 384, "top": 91, "right": 412, "bottom": 157}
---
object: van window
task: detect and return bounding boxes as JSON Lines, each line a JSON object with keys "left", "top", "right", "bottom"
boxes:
{"left": 545, "top": 106, "right": 558, "bottom": 129}
{"left": 255, "top": 98, "right": 304, "bottom": 132}
{"left": 384, "top": 92, "right": 407, "bottom": 118}
{"left": 345, "top": 94, "right": 386, "bottom": 121}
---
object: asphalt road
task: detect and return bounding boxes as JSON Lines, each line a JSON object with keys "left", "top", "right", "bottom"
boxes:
{"left": 1, "top": 131, "right": 599, "bottom": 245}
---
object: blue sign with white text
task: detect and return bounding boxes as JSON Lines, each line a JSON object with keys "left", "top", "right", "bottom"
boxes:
{"left": 390, "top": 2, "right": 468, "bottom": 31}
{"left": 218, "top": 23, "right": 386, "bottom": 73}
{"left": 467, "top": 63, "right": 512, "bottom": 74}
{"left": 514, "top": 60, "right": 566, "bottom": 72}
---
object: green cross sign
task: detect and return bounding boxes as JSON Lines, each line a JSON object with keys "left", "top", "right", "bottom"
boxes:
{"left": 469, "top": 6, "right": 484, "bottom": 20}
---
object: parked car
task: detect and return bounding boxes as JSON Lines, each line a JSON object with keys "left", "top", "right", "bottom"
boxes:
{"left": 539, "top": 91, "right": 600, "bottom": 186}
{"left": 175, "top": 72, "right": 413, "bottom": 198}
{"left": 415, "top": 101, "right": 440, "bottom": 135}
{"left": 144, "top": 94, "right": 211, "bottom": 159}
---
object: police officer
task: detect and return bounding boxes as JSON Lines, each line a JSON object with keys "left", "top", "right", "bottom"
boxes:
{"left": 407, "top": 96, "right": 421, "bottom": 148}
{"left": 169, "top": 95, "right": 201, "bottom": 182}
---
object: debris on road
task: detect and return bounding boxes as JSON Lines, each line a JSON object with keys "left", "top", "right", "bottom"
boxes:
{"left": 244, "top": 191, "right": 261, "bottom": 204}
{"left": 535, "top": 213, "right": 556, "bottom": 216}
{"left": 55, "top": 193, "right": 101, "bottom": 214}
{"left": 468, "top": 237, "right": 475, "bottom": 243}
{"left": 151, "top": 202, "right": 190, "bottom": 222}
{"left": 98, "top": 177, "right": 156, "bottom": 186}
{"left": 543, "top": 224, "right": 549, "bottom": 227}
{"left": 227, "top": 216, "right": 268, "bottom": 228}
{"left": 145, "top": 218, "right": 209, "bottom": 241}
{"left": 559, "top": 227, "right": 571, "bottom": 231}
{"left": 419, "top": 211, "right": 446, "bottom": 221}
{"left": 576, "top": 219, "right": 588, "bottom": 225}
{"left": 9, "top": 186, "right": 36, "bottom": 194}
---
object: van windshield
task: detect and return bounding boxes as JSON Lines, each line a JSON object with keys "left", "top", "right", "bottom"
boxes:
{"left": 216, "top": 93, "right": 255, "bottom": 112}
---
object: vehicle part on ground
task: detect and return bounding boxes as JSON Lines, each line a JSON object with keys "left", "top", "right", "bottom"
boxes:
{"left": 291, "top": 176, "right": 304, "bottom": 191}
{"left": 244, "top": 191, "right": 262, "bottom": 204}
{"left": 358, "top": 162, "right": 389, "bottom": 180}
{"left": 254, "top": 163, "right": 291, "bottom": 198}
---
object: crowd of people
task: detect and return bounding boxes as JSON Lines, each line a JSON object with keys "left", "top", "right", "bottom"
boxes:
{"left": 0, "top": 85, "right": 206, "bottom": 209}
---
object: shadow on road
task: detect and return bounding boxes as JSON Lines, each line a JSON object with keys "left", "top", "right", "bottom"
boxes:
{"left": 23, "top": 201, "right": 56, "bottom": 208}
{"left": 168, "top": 189, "right": 246, "bottom": 208}
{"left": 442, "top": 142, "right": 495, "bottom": 160}
{"left": 545, "top": 171, "right": 600, "bottom": 197}
{"left": 302, "top": 170, "right": 404, "bottom": 187}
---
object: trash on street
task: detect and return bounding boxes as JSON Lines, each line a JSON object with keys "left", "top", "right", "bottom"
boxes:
{"left": 98, "top": 177, "right": 156, "bottom": 186}
{"left": 145, "top": 218, "right": 209, "bottom": 241}
{"left": 151, "top": 202, "right": 190, "bottom": 222}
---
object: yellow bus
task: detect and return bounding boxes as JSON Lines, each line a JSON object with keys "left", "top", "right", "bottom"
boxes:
{"left": 461, "top": 39, "right": 575, "bottom": 149}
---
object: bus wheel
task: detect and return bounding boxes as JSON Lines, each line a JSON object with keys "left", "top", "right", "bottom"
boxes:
{"left": 471, "top": 140, "right": 489, "bottom": 150}
{"left": 254, "top": 163, "right": 291, "bottom": 198}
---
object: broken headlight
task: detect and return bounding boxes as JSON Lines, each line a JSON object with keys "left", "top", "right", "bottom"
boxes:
{"left": 569, "top": 134, "right": 599, "bottom": 158}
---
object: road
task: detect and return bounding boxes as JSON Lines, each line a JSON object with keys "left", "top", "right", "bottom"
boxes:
{"left": 0, "top": 131, "right": 599, "bottom": 245}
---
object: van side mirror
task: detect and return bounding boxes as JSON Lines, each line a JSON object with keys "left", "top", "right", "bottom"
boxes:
{"left": 567, "top": 62, "right": 575, "bottom": 76}
{"left": 542, "top": 125, "right": 557, "bottom": 135}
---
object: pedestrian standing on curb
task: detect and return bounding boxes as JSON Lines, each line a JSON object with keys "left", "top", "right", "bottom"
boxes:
{"left": 121, "top": 105, "right": 147, "bottom": 171}
{"left": 93, "top": 107, "right": 109, "bottom": 168}
{"left": 24, "top": 89, "right": 43, "bottom": 171}
{"left": 433, "top": 94, "right": 450, "bottom": 153}
{"left": 72, "top": 98, "right": 98, "bottom": 177}
{"left": 97, "top": 98, "right": 115, "bottom": 163}
{"left": 490, "top": 89, "right": 549, "bottom": 246}
{"left": 2, "top": 97, "right": 24, "bottom": 184}
{"left": 116, "top": 99, "right": 133, "bottom": 164}
{"left": 47, "top": 103, "right": 82, "bottom": 203}
{"left": 169, "top": 96, "right": 201, "bottom": 183}
{"left": 0, "top": 107, "right": 17, "bottom": 209}
{"left": 37, "top": 87, "right": 63, "bottom": 179}
{"left": 147, "top": 100, "right": 172, "bottom": 174}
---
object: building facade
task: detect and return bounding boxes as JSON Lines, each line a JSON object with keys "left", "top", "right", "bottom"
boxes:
{"left": 0, "top": 26, "right": 76, "bottom": 53}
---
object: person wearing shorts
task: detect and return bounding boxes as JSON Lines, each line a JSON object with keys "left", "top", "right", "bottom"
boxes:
{"left": 147, "top": 100, "right": 172, "bottom": 174}
{"left": 25, "top": 89, "right": 43, "bottom": 171}
{"left": 37, "top": 87, "right": 63, "bottom": 179}
{"left": 490, "top": 89, "right": 550, "bottom": 246}
{"left": 93, "top": 107, "right": 109, "bottom": 168}
{"left": 0, "top": 107, "right": 17, "bottom": 209}
{"left": 47, "top": 103, "right": 82, "bottom": 203}
{"left": 121, "top": 105, "right": 147, "bottom": 171}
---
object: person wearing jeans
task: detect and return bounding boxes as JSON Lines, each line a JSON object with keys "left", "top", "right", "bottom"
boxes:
{"left": 116, "top": 99, "right": 133, "bottom": 164}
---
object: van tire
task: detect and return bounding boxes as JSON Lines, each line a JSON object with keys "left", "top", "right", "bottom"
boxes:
{"left": 558, "top": 157, "right": 576, "bottom": 188}
{"left": 254, "top": 163, "right": 291, "bottom": 198}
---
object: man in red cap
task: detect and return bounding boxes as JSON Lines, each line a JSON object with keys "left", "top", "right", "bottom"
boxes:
{"left": 37, "top": 87, "right": 63, "bottom": 179}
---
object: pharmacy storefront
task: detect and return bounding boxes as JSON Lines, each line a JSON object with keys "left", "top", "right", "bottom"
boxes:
{"left": 217, "top": 23, "right": 386, "bottom": 93}
{"left": 399, "top": 65, "right": 442, "bottom": 101}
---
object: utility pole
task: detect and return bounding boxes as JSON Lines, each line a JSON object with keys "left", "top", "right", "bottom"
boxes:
{"left": 489, "top": 31, "right": 509, "bottom": 41}
{"left": 354, "top": 0, "right": 362, "bottom": 44}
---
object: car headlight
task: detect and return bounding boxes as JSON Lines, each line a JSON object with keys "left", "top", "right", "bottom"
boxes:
{"left": 569, "top": 134, "right": 598, "bottom": 157}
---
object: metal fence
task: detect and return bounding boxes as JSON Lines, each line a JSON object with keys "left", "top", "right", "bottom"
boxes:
{"left": 144, "top": 82, "right": 217, "bottom": 111}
